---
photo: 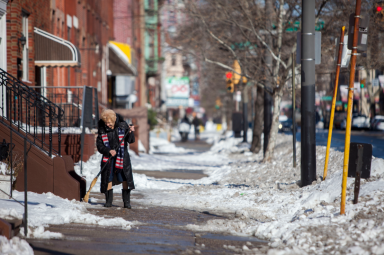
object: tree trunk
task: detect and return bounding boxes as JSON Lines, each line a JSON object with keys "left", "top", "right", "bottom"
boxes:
{"left": 250, "top": 87, "right": 264, "bottom": 153}
{"left": 263, "top": 87, "right": 283, "bottom": 161}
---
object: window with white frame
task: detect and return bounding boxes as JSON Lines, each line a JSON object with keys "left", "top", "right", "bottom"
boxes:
{"left": 22, "top": 14, "right": 29, "bottom": 81}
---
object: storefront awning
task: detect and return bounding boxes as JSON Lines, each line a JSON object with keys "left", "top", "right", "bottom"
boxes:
{"left": 108, "top": 41, "right": 136, "bottom": 76}
{"left": 34, "top": 27, "right": 81, "bottom": 67}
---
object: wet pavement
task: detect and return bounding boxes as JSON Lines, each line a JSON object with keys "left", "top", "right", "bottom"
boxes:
{"left": 28, "top": 139, "right": 269, "bottom": 254}
{"left": 174, "top": 139, "right": 213, "bottom": 152}
{"left": 28, "top": 193, "right": 268, "bottom": 255}
{"left": 134, "top": 170, "right": 208, "bottom": 180}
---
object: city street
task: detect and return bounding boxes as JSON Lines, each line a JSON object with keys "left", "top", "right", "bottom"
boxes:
{"left": 297, "top": 129, "right": 384, "bottom": 159}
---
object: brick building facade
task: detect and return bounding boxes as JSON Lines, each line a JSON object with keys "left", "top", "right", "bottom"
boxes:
{"left": 5, "top": 0, "right": 114, "bottom": 112}
{"left": 6, "top": 0, "right": 51, "bottom": 84}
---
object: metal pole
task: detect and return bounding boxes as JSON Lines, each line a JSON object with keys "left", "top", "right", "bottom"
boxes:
{"left": 10, "top": 129, "right": 13, "bottom": 197}
{"left": 341, "top": 0, "right": 362, "bottom": 215}
{"left": 292, "top": 53, "right": 296, "bottom": 168}
{"left": 264, "top": 0, "right": 273, "bottom": 156}
{"left": 301, "top": 0, "right": 316, "bottom": 187}
{"left": 243, "top": 84, "right": 248, "bottom": 143}
{"left": 251, "top": 86, "right": 254, "bottom": 131}
{"left": 24, "top": 137, "right": 28, "bottom": 237}
{"left": 324, "top": 26, "right": 345, "bottom": 180}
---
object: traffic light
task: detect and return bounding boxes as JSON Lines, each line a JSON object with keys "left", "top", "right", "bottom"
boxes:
{"left": 226, "top": 79, "right": 234, "bottom": 93}
{"left": 360, "top": 79, "right": 366, "bottom": 88}
{"left": 374, "top": 2, "right": 384, "bottom": 23}
{"left": 215, "top": 98, "right": 222, "bottom": 109}
{"left": 226, "top": 72, "right": 234, "bottom": 93}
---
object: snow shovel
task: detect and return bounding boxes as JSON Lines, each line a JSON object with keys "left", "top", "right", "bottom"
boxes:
{"left": 83, "top": 128, "right": 132, "bottom": 203}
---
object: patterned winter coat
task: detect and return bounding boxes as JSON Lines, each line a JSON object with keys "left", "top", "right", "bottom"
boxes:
{"left": 96, "top": 114, "right": 135, "bottom": 193}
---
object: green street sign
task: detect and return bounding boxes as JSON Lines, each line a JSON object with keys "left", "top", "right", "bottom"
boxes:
{"left": 321, "top": 96, "right": 333, "bottom": 101}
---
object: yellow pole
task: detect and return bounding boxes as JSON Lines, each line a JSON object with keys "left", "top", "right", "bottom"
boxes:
{"left": 323, "top": 26, "right": 345, "bottom": 180}
{"left": 341, "top": 0, "right": 361, "bottom": 215}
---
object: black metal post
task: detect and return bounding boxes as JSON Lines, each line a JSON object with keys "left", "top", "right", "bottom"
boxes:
{"left": 24, "top": 137, "right": 28, "bottom": 237}
{"left": 251, "top": 86, "right": 254, "bottom": 131}
{"left": 243, "top": 86, "right": 248, "bottom": 143}
{"left": 10, "top": 129, "right": 13, "bottom": 198}
{"left": 58, "top": 109, "right": 62, "bottom": 156}
{"left": 353, "top": 144, "right": 364, "bottom": 204}
{"left": 264, "top": 0, "right": 273, "bottom": 156}
{"left": 301, "top": 0, "right": 316, "bottom": 186}
{"left": 13, "top": 88, "right": 16, "bottom": 126}
{"left": 292, "top": 53, "right": 297, "bottom": 168}
{"left": 1, "top": 78, "right": 3, "bottom": 118}
{"left": 264, "top": 92, "right": 272, "bottom": 154}
{"left": 49, "top": 107, "right": 52, "bottom": 157}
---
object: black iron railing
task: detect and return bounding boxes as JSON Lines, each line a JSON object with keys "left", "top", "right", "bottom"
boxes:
{"left": 28, "top": 86, "right": 98, "bottom": 129}
{"left": 0, "top": 68, "right": 63, "bottom": 157}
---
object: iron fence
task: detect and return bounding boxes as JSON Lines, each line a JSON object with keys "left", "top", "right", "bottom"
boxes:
{"left": 0, "top": 68, "right": 63, "bottom": 157}
{"left": 28, "top": 86, "right": 99, "bottom": 129}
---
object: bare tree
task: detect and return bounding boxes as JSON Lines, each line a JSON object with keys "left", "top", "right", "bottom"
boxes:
{"left": 173, "top": 0, "right": 384, "bottom": 161}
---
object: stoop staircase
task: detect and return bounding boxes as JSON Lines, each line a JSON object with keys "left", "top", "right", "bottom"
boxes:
{"left": 0, "top": 68, "right": 85, "bottom": 201}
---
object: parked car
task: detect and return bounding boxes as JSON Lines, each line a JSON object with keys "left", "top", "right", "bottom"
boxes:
{"left": 370, "top": 115, "right": 384, "bottom": 130}
{"left": 375, "top": 119, "right": 384, "bottom": 131}
{"left": 278, "top": 116, "right": 296, "bottom": 133}
{"left": 340, "top": 114, "right": 370, "bottom": 130}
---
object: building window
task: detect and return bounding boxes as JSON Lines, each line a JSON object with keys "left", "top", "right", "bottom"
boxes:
{"left": 149, "top": 33, "right": 155, "bottom": 58}
{"left": 22, "top": 14, "right": 29, "bottom": 81}
{"left": 171, "top": 54, "right": 176, "bottom": 66}
{"left": 148, "top": 0, "right": 154, "bottom": 9}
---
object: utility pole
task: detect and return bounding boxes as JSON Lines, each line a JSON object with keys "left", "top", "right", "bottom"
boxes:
{"left": 341, "top": 0, "right": 362, "bottom": 215}
{"left": 264, "top": 0, "right": 273, "bottom": 156}
{"left": 301, "top": 0, "right": 316, "bottom": 186}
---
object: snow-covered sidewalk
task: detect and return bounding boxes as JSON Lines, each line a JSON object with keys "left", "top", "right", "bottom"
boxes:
{"left": 132, "top": 133, "right": 384, "bottom": 255}
{"left": 2, "top": 131, "right": 384, "bottom": 255}
{"left": 76, "top": 131, "right": 384, "bottom": 254}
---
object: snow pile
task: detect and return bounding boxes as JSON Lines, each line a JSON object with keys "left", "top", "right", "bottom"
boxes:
{"left": 149, "top": 136, "right": 189, "bottom": 154}
{"left": 0, "top": 191, "right": 135, "bottom": 239}
{"left": 130, "top": 132, "right": 384, "bottom": 255}
{"left": 0, "top": 236, "right": 33, "bottom": 255}
{"left": 208, "top": 131, "right": 252, "bottom": 154}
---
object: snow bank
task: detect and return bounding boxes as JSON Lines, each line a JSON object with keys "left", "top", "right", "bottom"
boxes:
{"left": 149, "top": 136, "right": 189, "bottom": 154}
{"left": 0, "top": 236, "right": 33, "bottom": 255}
{"left": 0, "top": 191, "right": 134, "bottom": 239}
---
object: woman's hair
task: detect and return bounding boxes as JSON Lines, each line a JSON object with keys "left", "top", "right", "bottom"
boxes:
{"left": 101, "top": 109, "right": 116, "bottom": 123}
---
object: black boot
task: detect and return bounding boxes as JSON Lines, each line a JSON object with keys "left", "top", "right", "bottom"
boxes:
{"left": 122, "top": 189, "right": 131, "bottom": 209}
{"left": 104, "top": 189, "right": 113, "bottom": 207}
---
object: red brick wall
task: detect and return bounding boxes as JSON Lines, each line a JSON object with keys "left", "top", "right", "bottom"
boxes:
{"left": 113, "top": 0, "right": 133, "bottom": 45}
{"left": 6, "top": 0, "right": 50, "bottom": 84}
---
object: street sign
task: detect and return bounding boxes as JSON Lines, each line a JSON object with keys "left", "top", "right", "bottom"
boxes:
{"left": 348, "top": 12, "right": 369, "bottom": 52}
{"left": 335, "top": 35, "right": 351, "bottom": 68}
{"left": 321, "top": 96, "right": 333, "bottom": 101}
